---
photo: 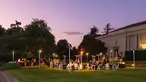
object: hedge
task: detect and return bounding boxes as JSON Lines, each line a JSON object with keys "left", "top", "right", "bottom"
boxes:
{"left": 124, "top": 50, "right": 146, "bottom": 61}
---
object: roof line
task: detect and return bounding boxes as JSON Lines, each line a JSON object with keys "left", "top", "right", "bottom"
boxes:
{"left": 110, "top": 20, "right": 146, "bottom": 33}
{"left": 99, "top": 20, "right": 146, "bottom": 37}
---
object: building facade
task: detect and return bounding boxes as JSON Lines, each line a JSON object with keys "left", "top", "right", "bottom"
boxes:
{"left": 96, "top": 21, "right": 146, "bottom": 58}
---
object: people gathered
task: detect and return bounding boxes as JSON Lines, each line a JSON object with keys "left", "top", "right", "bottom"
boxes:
{"left": 16, "top": 56, "right": 125, "bottom": 71}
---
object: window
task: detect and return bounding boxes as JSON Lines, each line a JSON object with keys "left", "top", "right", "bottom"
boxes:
{"left": 140, "top": 33, "right": 146, "bottom": 49}
{"left": 140, "top": 33, "right": 146, "bottom": 44}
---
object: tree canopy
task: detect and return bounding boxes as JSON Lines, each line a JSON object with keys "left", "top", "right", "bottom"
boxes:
{"left": 56, "top": 39, "right": 70, "bottom": 59}
{"left": 0, "top": 19, "right": 108, "bottom": 62}
{"left": 0, "top": 25, "right": 6, "bottom": 37}
{"left": 0, "top": 19, "right": 56, "bottom": 62}
{"left": 56, "top": 39, "right": 79, "bottom": 61}
{"left": 78, "top": 26, "right": 107, "bottom": 56}
{"left": 24, "top": 19, "right": 56, "bottom": 56}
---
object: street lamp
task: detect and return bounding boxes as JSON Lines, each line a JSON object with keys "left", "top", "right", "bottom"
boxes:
{"left": 86, "top": 53, "right": 89, "bottom": 63}
{"left": 63, "top": 32, "right": 84, "bottom": 64}
{"left": 110, "top": 50, "right": 112, "bottom": 62}
{"left": 132, "top": 49, "right": 135, "bottom": 69}
{"left": 80, "top": 50, "right": 84, "bottom": 65}
{"left": 68, "top": 44, "right": 71, "bottom": 64}
{"left": 12, "top": 50, "right": 14, "bottom": 63}
{"left": 39, "top": 49, "right": 42, "bottom": 68}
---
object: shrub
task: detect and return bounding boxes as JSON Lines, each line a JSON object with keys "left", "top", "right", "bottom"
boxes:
{"left": 0, "top": 62, "right": 5, "bottom": 66}
{"left": 0, "top": 63, "right": 21, "bottom": 70}
{"left": 124, "top": 50, "right": 146, "bottom": 61}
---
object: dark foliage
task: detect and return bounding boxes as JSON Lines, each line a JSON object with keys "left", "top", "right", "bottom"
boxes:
{"left": 0, "top": 19, "right": 56, "bottom": 62}
{"left": 56, "top": 39, "right": 70, "bottom": 59}
{"left": 124, "top": 50, "right": 146, "bottom": 61}
{"left": 78, "top": 26, "right": 107, "bottom": 56}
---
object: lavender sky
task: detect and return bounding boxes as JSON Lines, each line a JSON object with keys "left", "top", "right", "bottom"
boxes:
{"left": 1, "top": 0, "right": 146, "bottom": 47}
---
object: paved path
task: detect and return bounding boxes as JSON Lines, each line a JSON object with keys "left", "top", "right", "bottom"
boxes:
{"left": 0, "top": 71, "right": 7, "bottom": 82}
{"left": 0, "top": 71, "right": 19, "bottom": 82}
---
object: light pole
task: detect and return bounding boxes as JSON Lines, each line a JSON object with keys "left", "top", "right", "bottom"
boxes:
{"left": 68, "top": 44, "right": 71, "bottom": 64}
{"left": 86, "top": 53, "right": 89, "bottom": 63}
{"left": 12, "top": 50, "right": 14, "bottom": 63}
{"left": 110, "top": 50, "right": 112, "bottom": 62}
{"left": 63, "top": 32, "right": 84, "bottom": 65}
{"left": 80, "top": 50, "right": 84, "bottom": 65}
{"left": 39, "top": 49, "right": 42, "bottom": 68}
{"left": 132, "top": 49, "right": 135, "bottom": 69}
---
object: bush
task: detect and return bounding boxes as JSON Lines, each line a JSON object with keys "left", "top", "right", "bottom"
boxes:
{"left": 0, "top": 62, "right": 5, "bottom": 66}
{"left": 124, "top": 50, "right": 146, "bottom": 61}
{"left": 0, "top": 63, "right": 21, "bottom": 70}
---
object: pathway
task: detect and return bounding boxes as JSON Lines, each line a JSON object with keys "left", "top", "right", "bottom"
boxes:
{"left": 0, "top": 71, "right": 7, "bottom": 82}
{"left": 0, "top": 71, "right": 19, "bottom": 82}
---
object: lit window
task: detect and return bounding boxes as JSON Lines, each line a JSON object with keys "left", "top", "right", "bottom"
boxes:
{"left": 140, "top": 33, "right": 146, "bottom": 43}
{"left": 140, "top": 33, "right": 146, "bottom": 49}
{"left": 140, "top": 43, "right": 146, "bottom": 49}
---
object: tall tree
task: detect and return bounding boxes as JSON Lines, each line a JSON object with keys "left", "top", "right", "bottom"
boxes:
{"left": 24, "top": 18, "right": 56, "bottom": 56}
{"left": 0, "top": 23, "right": 24, "bottom": 62}
{"left": 10, "top": 20, "right": 21, "bottom": 28}
{"left": 0, "top": 19, "right": 56, "bottom": 62}
{"left": 6, "top": 27, "right": 24, "bottom": 35}
{"left": 56, "top": 39, "right": 71, "bottom": 59}
{"left": 0, "top": 25, "right": 6, "bottom": 37}
{"left": 103, "top": 23, "right": 114, "bottom": 34}
{"left": 89, "top": 26, "right": 101, "bottom": 38}
{"left": 78, "top": 26, "right": 107, "bottom": 56}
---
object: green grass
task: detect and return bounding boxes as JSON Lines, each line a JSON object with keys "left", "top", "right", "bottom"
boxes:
{"left": 9, "top": 68, "right": 146, "bottom": 82}
{"left": 0, "top": 63, "right": 21, "bottom": 70}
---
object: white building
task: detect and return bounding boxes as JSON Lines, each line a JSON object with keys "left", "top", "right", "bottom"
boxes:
{"left": 96, "top": 21, "right": 146, "bottom": 58}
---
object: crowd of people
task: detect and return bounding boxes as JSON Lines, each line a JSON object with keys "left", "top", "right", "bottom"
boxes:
{"left": 16, "top": 57, "right": 125, "bottom": 71}
{"left": 49, "top": 58, "right": 125, "bottom": 72}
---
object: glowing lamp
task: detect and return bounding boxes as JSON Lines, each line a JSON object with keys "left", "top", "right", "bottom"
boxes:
{"left": 39, "top": 49, "right": 42, "bottom": 53}
{"left": 86, "top": 53, "right": 89, "bottom": 56}
{"left": 132, "top": 64, "right": 135, "bottom": 67}
{"left": 80, "top": 49, "right": 84, "bottom": 55}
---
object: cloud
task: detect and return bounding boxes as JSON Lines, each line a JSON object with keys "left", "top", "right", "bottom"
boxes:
{"left": 63, "top": 32, "right": 84, "bottom": 35}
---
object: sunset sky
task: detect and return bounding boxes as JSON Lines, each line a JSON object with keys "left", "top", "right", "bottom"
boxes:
{"left": 1, "top": 0, "right": 146, "bottom": 47}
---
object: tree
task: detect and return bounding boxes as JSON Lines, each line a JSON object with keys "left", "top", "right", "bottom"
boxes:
{"left": 0, "top": 22, "right": 23, "bottom": 53}
{"left": 0, "top": 25, "right": 7, "bottom": 62}
{"left": 10, "top": 20, "right": 21, "bottom": 28}
{"left": 3, "top": 21, "right": 24, "bottom": 51}
{"left": 71, "top": 46, "right": 78, "bottom": 60}
{"left": 0, "top": 19, "right": 56, "bottom": 62}
{"left": 7, "top": 20, "right": 23, "bottom": 35}
{"left": 24, "top": 18, "right": 56, "bottom": 57}
{"left": 89, "top": 26, "right": 101, "bottom": 38}
{"left": 0, "top": 25, "right": 6, "bottom": 37}
{"left": 6, "top": 27, "right": 24, "bottom": 35}
{"left": 0, "top": 22, "right": 26, "bottom": 62}
{"left": 56, "top": 39, "right": 70, "bottom": 59}
{"left": 78, "top": 26, "right": 107, "bottom": 56}
{"left": 103, "top": 23, "right": 114, "bottom": 34}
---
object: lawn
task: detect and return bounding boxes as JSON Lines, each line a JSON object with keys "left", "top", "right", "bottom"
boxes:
{"left": 9, "top": 68, "right": 146, "bottom": 82}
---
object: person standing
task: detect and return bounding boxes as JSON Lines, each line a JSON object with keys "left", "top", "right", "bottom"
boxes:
{"left": 67, "top": 63, "right": 72, "bottom": 72}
